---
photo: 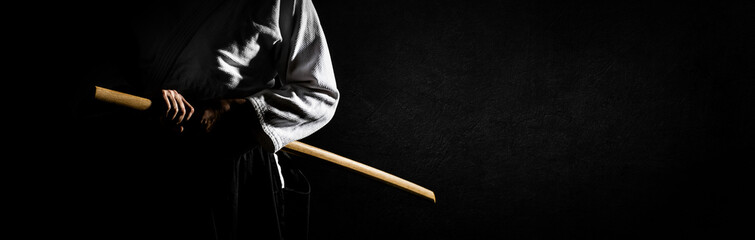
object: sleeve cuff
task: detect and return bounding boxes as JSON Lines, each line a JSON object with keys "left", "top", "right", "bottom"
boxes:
{"left": 247, "top": 96, "right": 283, "bottom": 152}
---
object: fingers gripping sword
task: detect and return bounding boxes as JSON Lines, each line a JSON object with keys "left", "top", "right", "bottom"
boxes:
{"left": 93, "top": 86, "right": 436, "bottom": 203}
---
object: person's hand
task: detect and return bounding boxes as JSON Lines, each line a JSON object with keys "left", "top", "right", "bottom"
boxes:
{"left": 161, "top": 89, "right": 194, "bottom": 132}
{"left": 201, "top": 98, "right": 247, "bottom": 133}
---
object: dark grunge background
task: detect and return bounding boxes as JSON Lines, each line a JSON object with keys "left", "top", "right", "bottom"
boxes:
{"left": 298, "top": 1, "right": 752, "bottom": 239}
{"left": 39, "top": 0, "right": 753, "bottom": 239}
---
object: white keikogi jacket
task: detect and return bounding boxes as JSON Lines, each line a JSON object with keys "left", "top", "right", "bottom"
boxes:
{"left": 137, "top": 0, "right": 339, "bottom": 153}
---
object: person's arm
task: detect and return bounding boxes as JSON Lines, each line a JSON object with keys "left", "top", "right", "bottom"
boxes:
{"left": 214, "top": 0, "right": 339, "bottom": 152}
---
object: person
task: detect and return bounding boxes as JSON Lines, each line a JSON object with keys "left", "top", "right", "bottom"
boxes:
{"left": 72, "top": 0, "right": 338, "bottom": 239}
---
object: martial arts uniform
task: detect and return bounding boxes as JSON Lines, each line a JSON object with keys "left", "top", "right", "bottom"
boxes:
{"left": 73, "top": 0, "right": 338, "bottom": 239}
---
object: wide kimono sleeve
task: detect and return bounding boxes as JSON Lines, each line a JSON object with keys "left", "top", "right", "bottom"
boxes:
{"left": 246, "top": 0, "right": 339, "bottom": 152}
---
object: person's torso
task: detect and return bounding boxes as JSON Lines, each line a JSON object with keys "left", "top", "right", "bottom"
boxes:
{"left": 91, "top": 0, "right": 283, "bottom": 102}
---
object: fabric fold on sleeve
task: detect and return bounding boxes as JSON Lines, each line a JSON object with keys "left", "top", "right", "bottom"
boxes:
{"left": 247, "top": 0, "right": 339, "bottom": 152}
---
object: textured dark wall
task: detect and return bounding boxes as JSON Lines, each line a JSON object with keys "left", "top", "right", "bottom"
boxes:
{"left": 42, "top": 0, "right": 752, "bottom": 239}
{"left": 292, "top": 1, "right": 753, "bottom": 239}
